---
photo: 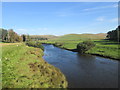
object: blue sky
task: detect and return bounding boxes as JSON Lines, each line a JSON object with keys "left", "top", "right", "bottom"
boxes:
{"left": 2, "top": 2, "right": 118, "bottom": 36}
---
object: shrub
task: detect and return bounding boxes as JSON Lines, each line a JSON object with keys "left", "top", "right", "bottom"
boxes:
{"left": 26, "top": 41, "right": 44, "bottom": 51}
{"left": 54, "top": 42, "right": 64, "bottom": 46}
{"left": 77, "top": 41, "right": 95, "bottom": 53}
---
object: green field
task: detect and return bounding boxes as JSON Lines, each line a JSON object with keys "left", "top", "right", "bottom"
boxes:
{"left": 39, "top": 34, "right": 120, "bottom": 60}
{"left": 2, "top": 43, "right": 68, "bottom": 88}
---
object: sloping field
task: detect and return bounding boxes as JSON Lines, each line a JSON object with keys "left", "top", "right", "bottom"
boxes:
{"left": 2, "top": 43, "right": 68, "bottom": 88}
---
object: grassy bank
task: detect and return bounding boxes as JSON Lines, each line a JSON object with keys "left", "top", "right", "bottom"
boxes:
{"left": 2, "top": 43, "right": 68, "bottom": 88}
{"left": 39, "top": 39, "right": 120, "bottom": 60}
{"left": 86, "top": 40, "right": 119, "bottom": 60}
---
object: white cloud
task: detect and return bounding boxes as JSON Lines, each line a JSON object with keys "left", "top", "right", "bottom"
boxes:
{"left": 95, "top": 17, "right": 119, "bottom": 23}
{"left": 96, "top": 17, "right": 105, "bottom": 22}
{"left": 84, "top": 4, "right": 118, "bottom": 11}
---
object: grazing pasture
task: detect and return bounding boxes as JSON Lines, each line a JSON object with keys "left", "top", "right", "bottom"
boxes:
{"left": 1, "top": 43, "right": 68, "bottom": 88}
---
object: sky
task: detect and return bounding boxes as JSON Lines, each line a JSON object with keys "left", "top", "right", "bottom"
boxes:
{"left": 2, "top": 2, "right": 118, "bottom": 36}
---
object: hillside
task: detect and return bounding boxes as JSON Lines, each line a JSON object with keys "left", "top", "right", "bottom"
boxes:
{"left": 52, "top": 33, "right": 107, "bottom": 41}
{"left": 30, "top": 35, "right": 58, "bottom": 40}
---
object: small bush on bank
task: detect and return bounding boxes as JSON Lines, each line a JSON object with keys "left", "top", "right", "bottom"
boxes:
{"left": 77, "top": 41, "right": 95, "bottom": 54}
{"left": 26, "top": 41, "right": 44, "bottom": 51}
{"left": 54, "top": 42, "right": 64, "bottom": 46}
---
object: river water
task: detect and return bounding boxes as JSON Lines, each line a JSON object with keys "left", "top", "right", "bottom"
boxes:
{"left": 43, "top": 44, "right": 119, "bottom": 88}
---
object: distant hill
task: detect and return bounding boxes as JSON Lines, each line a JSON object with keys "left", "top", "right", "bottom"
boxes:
{"left": 30, "top": 35, "right": 58, "bottom": 40}
{"left": 30, "top": 33, "right": 107, "bottom": 41}
{"left": 52, "top": 33, "right": 107, "bottom": 41}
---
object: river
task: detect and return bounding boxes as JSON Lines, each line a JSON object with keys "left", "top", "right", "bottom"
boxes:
{"left": 42, "top": 44, "right": 119, "bottom": 88}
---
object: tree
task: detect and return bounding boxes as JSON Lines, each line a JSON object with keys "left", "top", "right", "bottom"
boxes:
{"left": 0, "top": 28, "right": 8, "bottom": 42}
{"left": 21, "top": 34, "right": 26, "bottom": 42}
{"left": 7, "top": 29, "right": 16, "bottom": 42}
{"left": 21, "top": 34, "right": 32, "bottom": 42}
{"left": 0, "top": 28, "right": 23, "bottom": 43}
{"left": 7, "top": 29, "right": 22, "bottom": 43}
{"left": 106, "top": 26, "right": 120, "bottom": 41}
{"left": 77, "top": 41, "right": 95, "bottom": 54}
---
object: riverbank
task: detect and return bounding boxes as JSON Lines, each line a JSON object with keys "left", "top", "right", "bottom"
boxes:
{"left": 41, "top": 40, "right": 120, "bottom": 60}
{"left": 2, "top": 43, "right": 68, "bottom": 88}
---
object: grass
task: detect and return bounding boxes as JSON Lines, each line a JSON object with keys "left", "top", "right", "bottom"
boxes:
{"left": 86, "top": 40, "right": 120, "bottom": 60}
{"left": 87, "top": 45, "right": 119, "bottom": 59}
{"left": 39, "top": 39, "right": 120, "bottom": 60}
{"left": 2, "top": 43, "right": 68, "bottom": 88}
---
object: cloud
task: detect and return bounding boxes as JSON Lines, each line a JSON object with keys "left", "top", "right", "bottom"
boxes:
{"left": 96, "top": 17, "right": 105, "bottom": 22}
{"left": 84, "top": 4, "right": 118, "bottom": 11}
{"left": 95, "top": 17, "right": 119, "bottom": 23}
